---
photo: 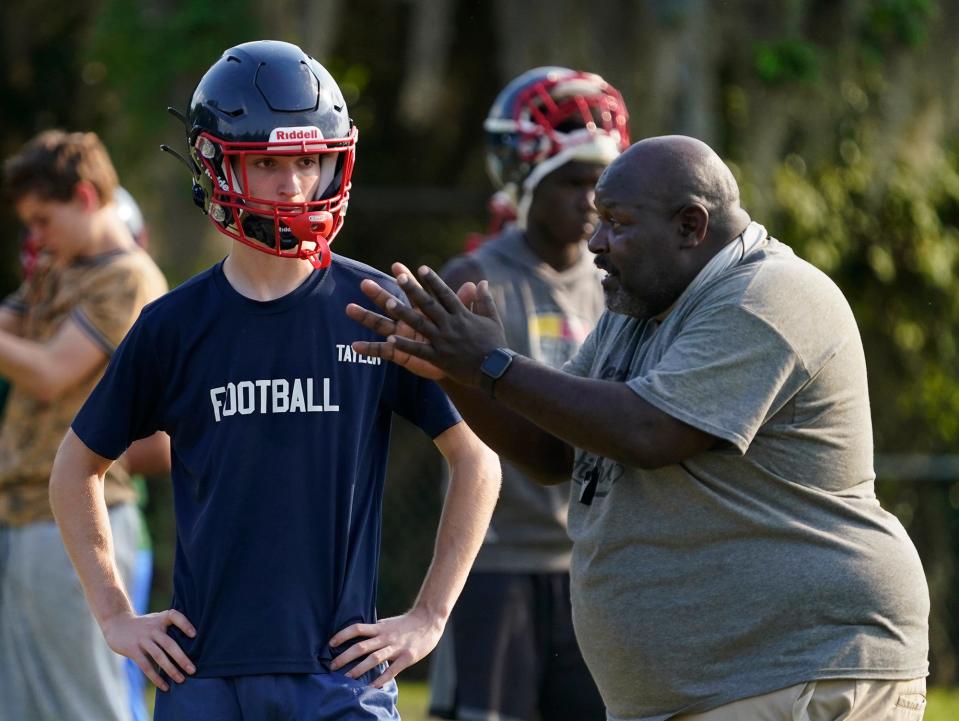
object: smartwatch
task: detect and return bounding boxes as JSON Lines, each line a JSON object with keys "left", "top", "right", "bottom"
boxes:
{"left": 479, "top": 348, "right": 517, "bottom": 399}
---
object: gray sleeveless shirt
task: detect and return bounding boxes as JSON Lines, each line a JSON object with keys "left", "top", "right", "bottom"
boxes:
{"left": 444, "top": 228, "right": 604, "bottom": 571}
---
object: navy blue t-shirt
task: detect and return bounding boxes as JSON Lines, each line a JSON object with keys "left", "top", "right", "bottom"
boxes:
{"left": 72, "top": 256, "right": 461, "bottom": 677}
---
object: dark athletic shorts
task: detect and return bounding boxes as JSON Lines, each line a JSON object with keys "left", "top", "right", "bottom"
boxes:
{"left": 428, "top": 571, "right": 605, "bottom": 721}
{"left": 154, "top": 669, "right": 399, "bottom": 721}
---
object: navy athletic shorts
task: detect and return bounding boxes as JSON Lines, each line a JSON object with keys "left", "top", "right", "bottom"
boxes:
{"left": 153, "top": 669, "right": 399, "bottom": 721}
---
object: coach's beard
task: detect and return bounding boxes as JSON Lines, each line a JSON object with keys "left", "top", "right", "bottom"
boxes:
{"left": 600, "top": 273, "right": 661, "bottom": 320}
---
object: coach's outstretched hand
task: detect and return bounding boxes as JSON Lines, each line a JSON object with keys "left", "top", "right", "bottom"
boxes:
{"left": 347, "top": 263, "right": 507, "bottom": 387}
{"left": 328, "top": 607, "right": 444, "bottom": 687}
{"left": 101, "top": 608, "right": 197, "bottom": 692}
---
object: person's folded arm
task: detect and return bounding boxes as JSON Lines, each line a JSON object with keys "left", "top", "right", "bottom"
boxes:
{"left": 0, "top": 319, "right": 107, "bottom": 402}
{"left": 0, "top": 306, "right": 24, "bottom": 335}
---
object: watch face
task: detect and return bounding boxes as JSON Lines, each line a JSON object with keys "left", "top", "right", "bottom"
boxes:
{"left": 482, "top": 349, "right": 514, "bottom": 379}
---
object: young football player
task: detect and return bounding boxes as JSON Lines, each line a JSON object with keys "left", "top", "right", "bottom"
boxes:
{"left": 50, "top": 40, "right": 499, "bottom": 721}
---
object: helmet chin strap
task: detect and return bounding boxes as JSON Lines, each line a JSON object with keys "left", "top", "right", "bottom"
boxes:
{"left": 283, "top": 211, "right": 335, "bottom": 269}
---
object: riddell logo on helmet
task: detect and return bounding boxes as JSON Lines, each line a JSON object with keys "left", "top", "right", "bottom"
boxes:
{"left": 269, "top": 126, "right": 324, "bottom": 142}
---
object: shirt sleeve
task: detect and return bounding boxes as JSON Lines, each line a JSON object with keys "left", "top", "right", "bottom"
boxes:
{"left": 627, "top": 303, "right": 810, "bottom": 454}
{"left": 386, "top": 367, "right": 462, "bottom": 439}
{"left": 71, "top": 257, "right": 162, "bottom": 355}
{"left": 2, "top": 281, "right": 29, "bottom": 315}
{"left": 71, "top": 310, "right": 165, "bottom": 459}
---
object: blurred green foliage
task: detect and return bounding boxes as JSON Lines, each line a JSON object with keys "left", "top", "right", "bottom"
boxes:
{"left": 753, "top": 40, "right": 821, "bottom": 86}
{"left": 772, "top": 140, "right": 959, "bottom": 449}
{"left": 88, "top": 0, "right": 257, "bottom": 152}
{"left": 860, "top": 0, "right": 935, "bottom": 55}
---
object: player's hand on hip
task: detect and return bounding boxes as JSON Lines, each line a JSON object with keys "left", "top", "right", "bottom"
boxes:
{"left": 101, "top": 609, "right": 197, "bottom": 692}
{"left": 328, "top": 606, "right": 445, "bottom": 688}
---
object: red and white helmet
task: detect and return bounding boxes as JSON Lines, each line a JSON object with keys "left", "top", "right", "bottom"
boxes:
{"left": 484, "top": 67, "right": 630, "bottom": 228}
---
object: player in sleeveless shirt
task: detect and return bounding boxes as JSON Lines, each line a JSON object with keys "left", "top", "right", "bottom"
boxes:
{"left": 429, "top": 67, "right": 629, "bottom": 721}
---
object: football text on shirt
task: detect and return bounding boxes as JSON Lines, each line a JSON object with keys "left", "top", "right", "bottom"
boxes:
{"left": 209, "top": 378, "right": 339, "bottom": 422}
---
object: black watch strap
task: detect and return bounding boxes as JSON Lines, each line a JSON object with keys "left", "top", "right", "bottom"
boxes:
{"left": 479, "top": 348, "right": 517, "bottom": 399}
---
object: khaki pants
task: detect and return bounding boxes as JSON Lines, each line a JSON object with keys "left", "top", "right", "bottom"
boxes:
{"left": 674, "top": 678, "right": 927, "bottom": 721}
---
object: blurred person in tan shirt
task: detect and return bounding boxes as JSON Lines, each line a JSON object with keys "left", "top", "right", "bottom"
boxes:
{"left": 0, "top": 129, "right": 168, "bottom": 721}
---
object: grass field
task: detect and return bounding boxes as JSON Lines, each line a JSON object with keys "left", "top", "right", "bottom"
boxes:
{"left": 396, "top": 681, "right": 430, "bottom": 720}
{"left": 148, "top": 680, "right": 959, "bottom": 718}
{"left": 925, "top": 687, "right": 959, "bottom": 720}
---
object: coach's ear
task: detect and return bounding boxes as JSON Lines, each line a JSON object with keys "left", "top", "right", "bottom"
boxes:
{"left": 677, "top": 203, "right": 709, "bottom": 248}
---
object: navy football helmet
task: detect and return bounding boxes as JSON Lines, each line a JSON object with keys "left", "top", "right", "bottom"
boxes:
{"left": 179, "top": 40, "right": 357, "bottom": 268}
{"left": 485, "top": 67, "right": 629, "bottom": 227}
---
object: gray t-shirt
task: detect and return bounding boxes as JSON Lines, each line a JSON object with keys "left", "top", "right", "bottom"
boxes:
{"left": 445, "top": 228, "right": 604, "bottom": 571}
{"left": 563, "top": 238, "right": 929, "bottom": 720}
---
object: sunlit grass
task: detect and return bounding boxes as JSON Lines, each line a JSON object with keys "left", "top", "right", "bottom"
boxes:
{"left": 397, "top": 680, "right": 430, "bottom": 720}
{"left": 927, "top": 687, "right": 959, "bottom": 721}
